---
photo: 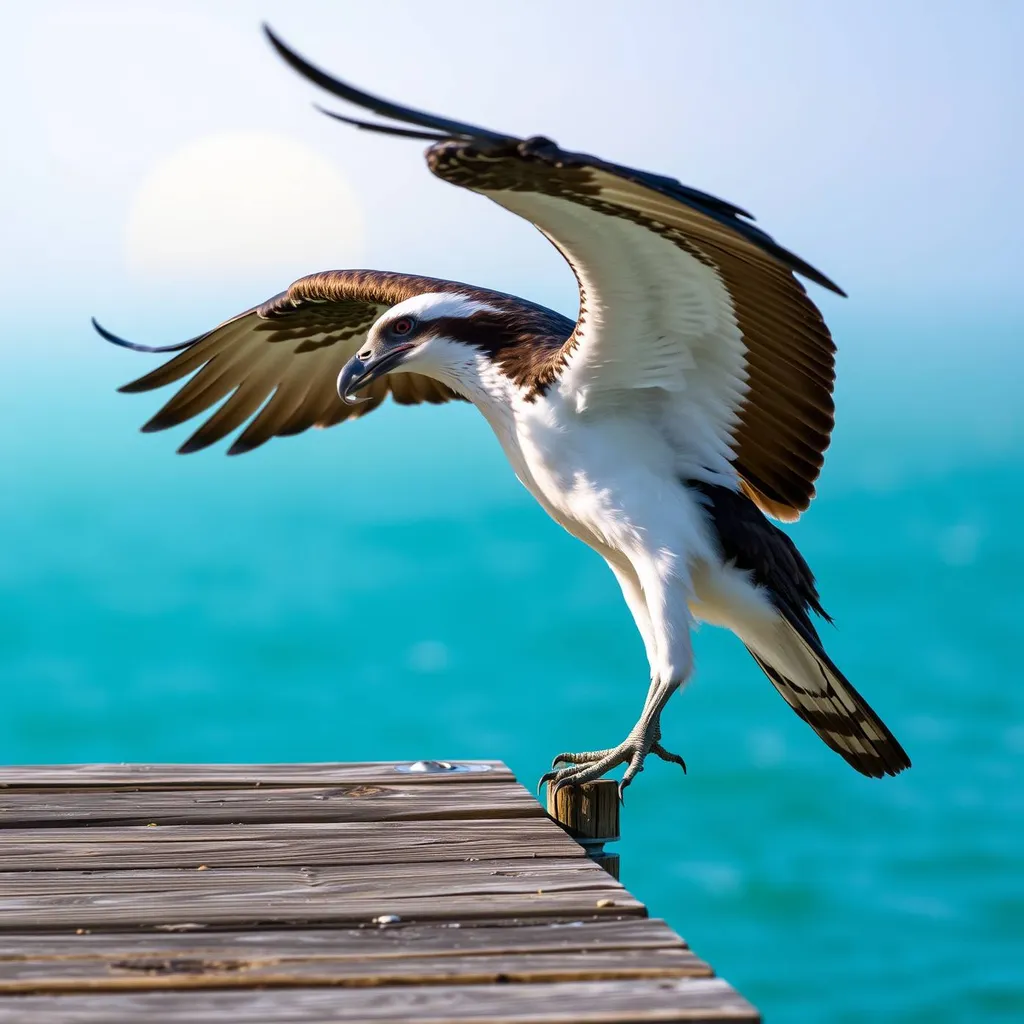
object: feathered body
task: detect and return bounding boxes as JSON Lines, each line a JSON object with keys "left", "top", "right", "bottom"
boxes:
{"left": 93, "top": 28, "right": 910, "bottom": 790}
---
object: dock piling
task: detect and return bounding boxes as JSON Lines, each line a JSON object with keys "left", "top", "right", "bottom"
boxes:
{"left": 546, "top": 779, "right": 620, "bottom": 879}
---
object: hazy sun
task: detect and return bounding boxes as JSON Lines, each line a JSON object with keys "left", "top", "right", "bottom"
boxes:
{"left": 125, "top": 133, "right": 364, "bottom": 281}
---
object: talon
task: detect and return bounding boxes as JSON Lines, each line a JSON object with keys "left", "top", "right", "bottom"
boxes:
{"left": 652, "top": 742, "right": 687, "bottom": 774}
{"left": 539, "top": 763, "right": 594, "bottom": 799}
{"left": 536, "top": 770, "right": 557, "bottom": 794}
{"left": 542, "top": 726, "right": 685, "bottom": 797}
{"left": 621, "top": 755, "right": 644, "bottom": 792}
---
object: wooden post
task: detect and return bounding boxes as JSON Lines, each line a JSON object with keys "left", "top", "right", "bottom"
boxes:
{"left": 546, "top": 780, "right": 621, "bottom": 879}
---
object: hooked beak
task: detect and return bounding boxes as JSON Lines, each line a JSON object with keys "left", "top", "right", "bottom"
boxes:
{"left": 337, "top": 344, "right": 416, "bottom": 404}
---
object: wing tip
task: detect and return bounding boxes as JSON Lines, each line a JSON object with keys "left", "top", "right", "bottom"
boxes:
{"left": 226, "top": 437, "right": 265, "bottom": 457}
{"left": 261, "top": 21, "right": 285, "bottom": 53}
{"left": 176, "top": 436, "right": 210, "bottom": 456}
{"left": 94, "top": 316, "right": 195, "bottom": 355}
{"left": 818, "top": 274, "right": 848, "bottom": 299}
{"left": 262, "top": 24, "right": 512, "bottom": 144}
{"left": 92, "top": 317, "right": 139, "bottom": 351}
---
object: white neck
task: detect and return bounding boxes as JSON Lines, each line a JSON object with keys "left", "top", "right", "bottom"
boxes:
{"left": 406, "top": 336, "right": 519, "bottom": 410}
{"left": 403, "top": 335, "right": 529, "bottom": 471}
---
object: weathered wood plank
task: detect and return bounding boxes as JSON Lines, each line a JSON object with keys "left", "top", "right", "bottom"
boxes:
{"left": 0, "top": 782, "right": 541, "bottom": 828}
{"left": 0, "top": 858, "right": 624, "bottom": 897}
{"left": 0, "top": 977, "right": 760, "bottom": 1021}
{"left": 0, "top": 917, "right": 686, "bottom": 959}
{"left": 0, "top": 859, "right": 641, "bottom": 930}
{"left": 0, "top": 890, "right": 642, "bottom": 932}
{"left": 0, "top": 762, "right": 759, "bottom": 1021}
{"left": 0, "top": 947, "right": 712, "bottom": 993}
{"left": 0, "top": 762, "right": 509, "bottom": 789}
{"left": 0, "top": 820, "right": 582, "bottom": 871}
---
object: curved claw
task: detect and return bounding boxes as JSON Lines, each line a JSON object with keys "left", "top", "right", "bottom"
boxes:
{"left": 541, "top": 731, "right": 688, "bottom": 800}
{"left": 538, "top": 764, "right": 596, "bottom": 802}
{"left": 537, "top": 766, "right": 584, "bottom": 797}
{"left": 652, "top": 742, "right": 687, "bottom": 774}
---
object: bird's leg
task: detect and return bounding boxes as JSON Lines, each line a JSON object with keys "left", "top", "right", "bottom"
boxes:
{"left": 541, "top": 554, "right": 692, "bottom": 798}
{"left": 548, "top": 673, "right": 687, "bottom": 768}
{"left": 635, "top": 673, "right": 687, "bottom": 768}
{"left": 560, "top": 561, "right": 688, "bottom": 767}
{"left": 541, "top": 674, "right": 685, "bottom": 799}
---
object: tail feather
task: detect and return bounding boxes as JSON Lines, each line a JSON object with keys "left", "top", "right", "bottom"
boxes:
{"left": 690, "top": 479, "right": 910, "bottom": 777}
{"left": 744, "top": 616, "right": 911, "bottom": 778}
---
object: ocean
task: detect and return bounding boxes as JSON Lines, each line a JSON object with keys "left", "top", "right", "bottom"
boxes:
{"left": 1, "top": 312, "right": 1021, "bottom": 1021}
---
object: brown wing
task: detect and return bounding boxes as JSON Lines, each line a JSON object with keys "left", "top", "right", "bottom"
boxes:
{"left": 429, "top": 143, "right": 837, "bottom": 522}
{"left": 259, "top": 30, "right": 844, "bottom": 518}
{"left": 96, "top": 270, "right": 467, "bottom": 455}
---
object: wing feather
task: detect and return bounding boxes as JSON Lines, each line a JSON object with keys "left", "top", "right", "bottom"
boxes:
{"left": 257, "top": 36, "right": 846, "bottom": 516}
{"left": 423, "top": 142, "right": 840, "bottom": 518}
{"left": 261, "top": 35, "right": 845, "bottom": 513}
{"left": 97, "top": 271, "right": 469, "bottom": 454}
{"left": 118, "top": 323, "right": 249, "bottom": 394}
{"left": 128, "top": 38, "right": 846, "bottom": 511}
{"left": 180, "top": 375, "right": 280, "bottom": 455}
{"left": 229, "top": 374, "right": 318, "bottom": 455}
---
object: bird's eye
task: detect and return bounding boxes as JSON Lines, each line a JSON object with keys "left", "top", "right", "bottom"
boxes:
{"left": 392, "top": 317, "right": 415, "bottom": 336}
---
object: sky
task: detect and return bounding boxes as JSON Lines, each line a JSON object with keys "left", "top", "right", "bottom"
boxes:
{"left": 4, "top": 0, "right": 1021, "bottom": 356}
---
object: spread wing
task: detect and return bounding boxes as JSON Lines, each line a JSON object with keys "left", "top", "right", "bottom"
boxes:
{"left": 94, "top": 271, "right": 467, "bottom": 455}
{"left": 435, "top": 149, "right": 838, "bottom": 521}
{"left": 264, "top": 27, "right": 841, "bottom": 520}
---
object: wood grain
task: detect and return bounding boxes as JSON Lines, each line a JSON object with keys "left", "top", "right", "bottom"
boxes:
{"left": 0, "top": 858, "right": 625, "bottom": 897}
{"left": 547, "top": 779, "right": 622, "bottom": 879}
{"left": 0, "top": 782, "right": 541, "bottom": 828}
{"left": 0, "top": 858, "right": 642, "bottom": 931}
{"left": 0, "top": 917, "right": 686, "bottom": 960}
{"left": 0, "top": 761, "right": 512, "bottom": 790}
{"left": 547, "top": 780, "right": 620, "bottom": 842}
{"left": 0, "top": 947, "right": 712, "bottom": 993}
{"left": 0, "top": 761, "right": 760, "bottom": 1021}
{"left": 0, "top": 820, "right": 583, "bottom": 871}
{"left": 0, "top": 762, "right": 509, "bottom": 789}
{"left": 0, "top": 977, "right": 760, "bottom": 1022}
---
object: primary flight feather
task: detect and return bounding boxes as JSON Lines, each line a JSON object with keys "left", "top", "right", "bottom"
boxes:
{"left": 95, "top": 26, "right": 910, "bottom": 793}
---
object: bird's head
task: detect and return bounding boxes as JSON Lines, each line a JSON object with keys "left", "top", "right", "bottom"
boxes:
{"left": 337, "top": 291, "right": 504, "bottom": 404}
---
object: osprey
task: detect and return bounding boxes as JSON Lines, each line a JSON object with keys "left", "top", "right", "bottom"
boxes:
{"left": 95, "top": 26, "right": 910, "bottom": 794}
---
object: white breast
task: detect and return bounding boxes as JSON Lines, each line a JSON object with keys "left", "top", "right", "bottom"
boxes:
{"left": 510, "top": 390, "right": 711, "bottom": 564}
{"left": 445, "top": 344, "right": 721, "bottom": 578}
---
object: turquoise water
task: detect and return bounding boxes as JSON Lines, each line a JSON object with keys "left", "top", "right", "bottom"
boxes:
{"left": 2, "top": 314, "right": 1022, "bottom": 1021}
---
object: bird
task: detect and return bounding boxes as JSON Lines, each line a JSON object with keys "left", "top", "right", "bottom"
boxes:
{"left": 94, "top": 25, "right": 910, "bottom": 795}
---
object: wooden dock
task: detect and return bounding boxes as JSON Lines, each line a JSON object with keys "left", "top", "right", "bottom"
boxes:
{"left": 0, "top": 761, "right": 758, "bottom": 1022}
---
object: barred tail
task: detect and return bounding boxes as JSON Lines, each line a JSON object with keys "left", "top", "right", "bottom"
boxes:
{"left": 743, "top": 614, "right": 910, "bottom": 778}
